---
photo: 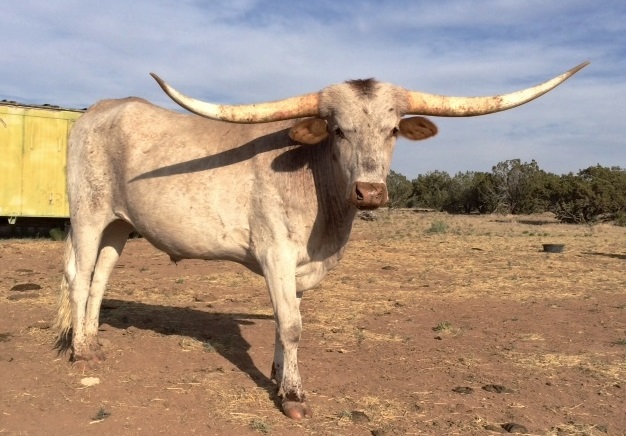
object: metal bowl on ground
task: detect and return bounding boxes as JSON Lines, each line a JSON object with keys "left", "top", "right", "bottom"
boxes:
{"left": 542, "top": 244, "right": 565, "bottom": 253}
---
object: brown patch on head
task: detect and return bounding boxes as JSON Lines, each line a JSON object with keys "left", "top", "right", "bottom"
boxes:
{"left": 345, "top": 79, "right": 378, "bottom": 98}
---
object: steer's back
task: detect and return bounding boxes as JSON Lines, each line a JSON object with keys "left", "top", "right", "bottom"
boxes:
{"left": 67, "top": 98, "right": 333, "bottom": 271}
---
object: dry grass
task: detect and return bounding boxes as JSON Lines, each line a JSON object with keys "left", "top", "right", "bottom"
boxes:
{"left": 511, "top": 351, "right": 626, "bottom": 381}
{"left": 347, "top": 211, "right": 626, "bottom": 302}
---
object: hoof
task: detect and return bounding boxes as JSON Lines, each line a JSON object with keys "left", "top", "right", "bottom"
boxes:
{"left": 71, "top": 357, "right": 101, "bottom": 372}
{"left": 282, "top": 400, "right": 313, "bottom": 420}
{"left": 71, "top": 351, "right": 106, "bottom": 371}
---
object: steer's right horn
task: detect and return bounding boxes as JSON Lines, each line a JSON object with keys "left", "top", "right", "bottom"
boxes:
{"left": 406, "top": 61, "right": 590, "bottom": 117}
{"left": 150, "top": 73, "right": 320, "bottom": 123}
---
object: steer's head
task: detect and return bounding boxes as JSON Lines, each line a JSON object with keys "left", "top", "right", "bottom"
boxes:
{"left": 150, "top": 62, "right": 588, "bottom": 210}
{"left": 288, "top": 79, "right": 437, "bottom": 209}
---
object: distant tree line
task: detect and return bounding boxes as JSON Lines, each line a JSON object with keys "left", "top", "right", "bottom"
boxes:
{"left": 387, "top": 159, "right": 626, "bottom": 225}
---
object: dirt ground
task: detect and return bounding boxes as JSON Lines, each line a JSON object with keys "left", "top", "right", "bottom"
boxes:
{"left": 1, "top": 211, "right": 625, "bottom": 435}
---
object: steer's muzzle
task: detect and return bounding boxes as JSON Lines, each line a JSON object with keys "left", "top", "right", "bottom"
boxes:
{"left": 349, "top": 182, "right": 388, "bottom": 210}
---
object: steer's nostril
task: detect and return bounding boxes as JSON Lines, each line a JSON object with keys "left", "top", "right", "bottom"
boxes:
{"left": 356, "top": 188, "right": 364, "bottom": 201}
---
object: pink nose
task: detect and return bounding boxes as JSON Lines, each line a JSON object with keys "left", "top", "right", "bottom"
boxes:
{"left": 349, "top": 182, "right": 388, "bottom": 209}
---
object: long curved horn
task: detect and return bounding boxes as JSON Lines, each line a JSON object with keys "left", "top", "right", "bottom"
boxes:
{"left": 406, "top": 61, "right": 590, "bottom": 117}
{"left": 150, "top": 73, "right": 319, "bottom": 123}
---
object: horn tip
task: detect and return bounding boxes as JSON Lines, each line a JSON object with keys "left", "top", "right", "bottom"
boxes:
{"left": 570, "top": 61, "right": 591, "bottom": 74}
{"left": 149, "top": 73, "right": 168, "bottom": 91}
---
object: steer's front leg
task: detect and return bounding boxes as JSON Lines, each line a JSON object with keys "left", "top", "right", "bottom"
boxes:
{"left": 262, "top": 249, "right": 312, "bottom": 420}
{"left": 271, "top": 290, "right": 303, "bottom": 379}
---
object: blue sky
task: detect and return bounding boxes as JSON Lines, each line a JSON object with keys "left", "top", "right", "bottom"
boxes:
{"left": 2, "top": 0, "right": 624, "bottom": 178}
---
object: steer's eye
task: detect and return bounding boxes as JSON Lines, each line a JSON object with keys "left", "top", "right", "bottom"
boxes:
{"left": 333, "top": 127, "right": 345, "bottom": 139}
{"left": 391, "top": 127, "right": 399, "bottom": 137}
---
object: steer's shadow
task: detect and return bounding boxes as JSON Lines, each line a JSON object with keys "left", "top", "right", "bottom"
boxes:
{"left": 98, "top": 298, "right": 278, "bottom": 400}
{"left": 582, "top": 251, "right": 626, "bottom": 260}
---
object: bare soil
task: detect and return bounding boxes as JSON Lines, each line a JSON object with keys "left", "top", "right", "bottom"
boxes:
{"left": 1, "top": 211, "right": 625, "bottom": 435}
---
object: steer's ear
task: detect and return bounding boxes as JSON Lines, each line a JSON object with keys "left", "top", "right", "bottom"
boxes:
{"left": 289, "top": 118, "right": 329, "bottom": 145}
{"left": 398, "top": 116, "right": 438, "bottom": 141}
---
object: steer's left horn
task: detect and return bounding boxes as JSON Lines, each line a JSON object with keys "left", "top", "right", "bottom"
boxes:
{"left": 150, "top": 73, "right": 320, "bottom": 123}
{"left": 405, "top": 61, "right": 590, "bottom": 117}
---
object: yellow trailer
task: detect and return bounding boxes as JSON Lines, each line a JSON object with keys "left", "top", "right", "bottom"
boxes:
{"left": 0, "top": 101, "right": 83, "bottom": 224}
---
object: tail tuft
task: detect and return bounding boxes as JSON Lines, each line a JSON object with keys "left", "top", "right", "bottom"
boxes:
{"left": 53, "top": 232, "right": 74, "bottom": 353}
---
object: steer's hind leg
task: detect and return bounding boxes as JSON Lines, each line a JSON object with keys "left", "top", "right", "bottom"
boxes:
{"left": 71, "top": 220, "right": 132, "bottom": 367}
{"left": 69, "top": 224, "right": 101, "bottom": 366}
{"left": 83, "top": 221, "right": 133, "bottom": 362}
{"left": 262, "top": 249, "right": 312, "bottom": 420}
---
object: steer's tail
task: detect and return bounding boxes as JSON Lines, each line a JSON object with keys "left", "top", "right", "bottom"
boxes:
{"left": 53, "top": 230, "right": 75, "bottom": 349}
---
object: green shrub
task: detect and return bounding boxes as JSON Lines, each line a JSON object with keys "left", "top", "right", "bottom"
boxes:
{"left": 386, "top": 170, "right": 413, "bottom": 208}
{"left": 614, "top": 211, "right": 626, "bottom": 227}
{"left": 549, "top": 166, "right": 626, "bottom": 224}
{"left": 410, "top": 170, "right": 452, "bottom": 211}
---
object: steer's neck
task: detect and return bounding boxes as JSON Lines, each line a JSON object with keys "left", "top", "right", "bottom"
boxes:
{"left": 304, "top": 140, "right": 359, "bottom": 256}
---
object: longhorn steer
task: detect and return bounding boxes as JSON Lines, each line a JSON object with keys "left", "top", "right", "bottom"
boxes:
{"left": 55, "top": 62, "right": 588, "bottom": 419}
